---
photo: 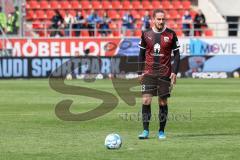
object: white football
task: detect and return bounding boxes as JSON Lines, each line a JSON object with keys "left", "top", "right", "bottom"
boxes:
{"left": 66, "top": 74, "right": 72, "bottom": 80}
{"left": 104, "top": 133, "right": 122, "bottom": 149}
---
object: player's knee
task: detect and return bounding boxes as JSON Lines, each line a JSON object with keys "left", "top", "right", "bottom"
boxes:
{"left": 142, "top": 95, "right": 152, "bottom": 105}
{"left": 159, "top": 98, "right": 168, "bottom": 106}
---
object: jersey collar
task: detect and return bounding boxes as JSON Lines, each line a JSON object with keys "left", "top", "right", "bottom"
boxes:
{"left": 152, "top": 25, "right": 166, "bottom": 33}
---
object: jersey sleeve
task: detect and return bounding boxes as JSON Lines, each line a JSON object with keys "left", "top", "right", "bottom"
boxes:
{"left": 138, "top": 31, "right": 147, "bottom": 50}
{"left": 172, "top": 32, "right": 180, "bottom": 51}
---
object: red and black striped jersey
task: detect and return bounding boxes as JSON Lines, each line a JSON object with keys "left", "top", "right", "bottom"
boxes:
{"left": 138, "top": 26, "right": 180, "bottom": 77}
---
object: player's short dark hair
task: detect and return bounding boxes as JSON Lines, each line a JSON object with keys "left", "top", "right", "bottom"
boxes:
{"left": 153, "top": 9, "right": 165, "bottom": 18}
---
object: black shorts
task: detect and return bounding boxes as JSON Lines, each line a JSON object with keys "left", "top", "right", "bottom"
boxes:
{"left": 141, "top": 74, "right": 171, "bottom": 98}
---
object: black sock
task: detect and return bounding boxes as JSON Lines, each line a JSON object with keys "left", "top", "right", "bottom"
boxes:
{"left": 142, "top": 104, "right": 151, "bottom": 131}
{"left": 159, "top": 105, "right": 168, "bottom": 132}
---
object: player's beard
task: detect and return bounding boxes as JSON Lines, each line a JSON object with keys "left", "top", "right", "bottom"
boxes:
{"left": 155, "top": 23, "right": 165, "bottom": 32}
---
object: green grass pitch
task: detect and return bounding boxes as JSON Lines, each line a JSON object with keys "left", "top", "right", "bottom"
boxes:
{"left": 0, "top": 78, "right": 240, "bottom": 160}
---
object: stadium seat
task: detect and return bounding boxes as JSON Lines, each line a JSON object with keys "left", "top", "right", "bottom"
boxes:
{"left": 134, "top": 29, "right": 142, "bottom": 37}
{"left": 112, "top": 1, "right": 122, "bottom": 9}
{"left": 125, "top": 30, "right": 133, "bottom": 36}
{"left": 132, "top": 0, "right": 142, "bottom": 9}
{"left": 182, "top": 1, "right": 191, "bottom": 9}
{"left": 131, "top": 10, "right": 140, "bottom": 19}
{"left": 92, "top": 0, "right": 102, "bottom": 9}
{"left": 108, "top": 10, "right": 120, "bottom": 19}
{"left": 102, "top": 0, "right": 112, "bottom": 9}
{"left": 26, "top": 0, "right": 39, "bottom": 9}
{"left": 190, "top": 10, "right": 197, "bottom": 19}
{"left": 59, "top": 10, "right": 66, "bottom": 17}
{"left": 176, "top": 30, "right": 183, "bottom": 36}
{"left": 152, "top": 0, "right": 163, "bottom": 9}
{"left": 142, "top": 1, "right": 153, "bottom": 9}
{"left": 59, "top": 1, "right": 71, "bottom": 9}
{"left": 81, "top": 1, "right": 92, "bottom": 9}
{"left": 70, "top": 0, "right": 81, "bottom": 9}
{"left": 50, "top": 1, "right": 60, "bottom": 9}
{"left": 122, "top": 1, "right": 132, "bottom": 9}
{"left": 26, "top": 10, "right": 35, "bottom": 20}
{"left": 39, "top": 0, "right": 49, "bottom": 9}
{"left": 119, "top": 10, "right": 126, "bottom": 19}
{"left": 169, "top": 10, "right": 180, "bottom": 19}
{"left": 162, "top": 1, "right": 173, "bottom": 9}
{"left": 46, "top": 10, "right": 55, "bottom": 19}
{"left": 32, "top": 20, "right": 43, "bottom": 29}
{"left": 36, "top": 10, "right": 46, "bottom": 19}
{"left": 109, "top": 23, "right": 117, "bottom": 29}
{"left": 113, "top": 30, "right": 120, "bottom": 37}
{"left": 172, "top": 1, "right": 183, "bottom": 9}
{"left": 81, "top": 30, "right": 90, "bottom": 37}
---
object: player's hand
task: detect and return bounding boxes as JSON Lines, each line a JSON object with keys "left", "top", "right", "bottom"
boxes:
{"left": 170, "top": 73, "right": 177, "bottom": 85}
{"left": 138, "top": 74, "right": 144, "bottom": 84}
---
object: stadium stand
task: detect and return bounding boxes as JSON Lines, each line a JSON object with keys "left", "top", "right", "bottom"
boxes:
{"left": 24, "top": 0, "right": 213, "bottom": 37}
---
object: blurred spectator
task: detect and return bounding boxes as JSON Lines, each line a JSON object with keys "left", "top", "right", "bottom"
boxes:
{"left": 73, "top": 11, "right": 85, "bottom": 36}
{"left": 122, "top": 11, "right": 135, "bottom": 36}
{"left": 6, "top": 13, "right": 14, "bottom": 34}
{"left": 0, "top": 6, "right": 7, "bottom": 34}
{"left": 64, "top": 11, "right": 74, "bottom": 36}
{"left": 50, "top": 10, "right": 64, "bottom": 37}
{"left": 141, "top": 11, "right": 151, "bottom": 31}
{"left": 99, "top": 12, "right": 111, "bottom": 37}
{"left": 194, "top": 9, "right": 206, "bottom": 36}
{"left": 182, "top": 10, "right": 192, "bottom": 36}
{"left": 12, "top": 6, "right": 19, "bottom": 34}
{"left": 87, "top": 10, "right": 101, "bottom": 36}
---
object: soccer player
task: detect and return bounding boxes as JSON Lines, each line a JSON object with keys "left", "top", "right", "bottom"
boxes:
{"left": 138, "top": 9, "right": 180, "bottom": 139}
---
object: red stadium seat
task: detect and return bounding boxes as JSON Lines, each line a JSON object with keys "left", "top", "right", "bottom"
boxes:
{"left": 119, "top": 10, "right": 126, "bottom": 18}
{"left": 32, "top": 20, "right": 43, "bottom": 29}
{"left": 162, "top": 1, "right": 173, "bottom": 9}
{"left": 136, "top": 20, "right": 142, "bottom": 28}
{"left": 190, "top": 10, "right": 197, "bottom": 19}
{"left": 92, "top": 0, "right": 102, "bottom": 9}
{"left": 176, "top": 30, "right": 183, "bottom": 37}
{"left": 169, "top": 10, "right": 180, "bottom": 19}
{"left": 70, "top": 0, "right": 81, "bottom": 9}
{"left": 132, "top": 0, "right": 142, "bottom": 9}
{"left": 112, "top": 1, "right": 122, "bottom": 9}
{"left": 122, "top": 1, "right": 132, "bottom": 9}
{"left": 81, "top": 1, "right": 92, "bottom": 9}
{"left": 69, "top": 10, "right": 76, "bottom": 17}
{"left": 50, "top": 1, "right": 60, "bottom": 9}
{"left": 131, "top": 10, "right": 140, "bottom": 19}
{"left": 27, "top": 0, "right": 39, "bottom": 9}
{"left": 172, "top": 1, "right": 183, "bottom": 9}
{"left": 182, "top": 1, "right": 191, "bottom": 9}
{"left": 97, "top": 10, "right": 104, "bottom": 17}
{"left": 134, "top": 29, "right": 142, "bottom": 37}
{"left": 60, "top": 1, "right": 71, "bottom": 9}
{"left": 81, "top": 30, "right": 89, "bottom": 37}
{"left": 113, "top": 30, "right": 120, "bottom": 37}
{"left": 36, "top": 10, "right": 46, "bottom": 19}
{"left": 152, "top": 1, "right": 163, "bottom": 9}
{"left": 142, "top": 1, "right": 152, "bottom": 9}
{"left": 109, "top": 22, "right": 117, "bottom": 29}
{"left": 108, "top": 10, "right": 120, "bottom": 19}
{"left": 46, "top": 10, "right": 55, "bottom": 19}
{"left": 125, "top": 30, "right": 133, "bottom": 36}
{"left": 59, "top": 10, "right": 66, "bottom": 17}
{"left": 102, "top": 0, "right": 112, "bottom": 9}
{"left": 26, "top": 10, "right": 35, "bottom": 20}
{"left": 39, "top": 0, "right": 49, "bottom": 9}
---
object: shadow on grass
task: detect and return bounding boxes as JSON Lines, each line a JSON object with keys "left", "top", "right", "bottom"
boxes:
{"left": 174, "top": 132, "right": 240, "bottom": 138}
